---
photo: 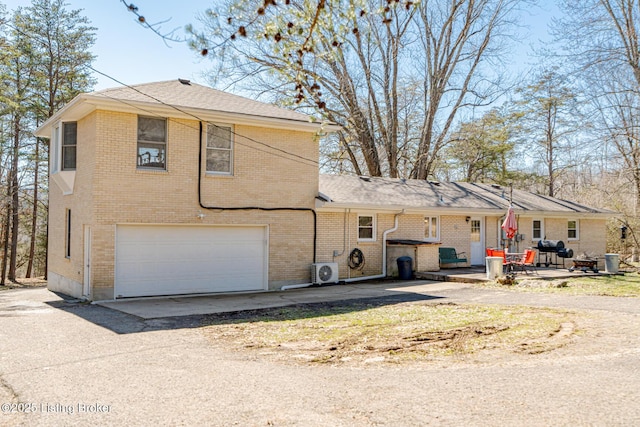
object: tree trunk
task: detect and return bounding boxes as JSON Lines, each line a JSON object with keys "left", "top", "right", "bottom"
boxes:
{"left": 26, "top": 137, "right": 40, "bottom": 278}
{"left": 0, "top": 200, "right": 10, "bottom": 286}
{"left": 8, "top": 117, "right": 20, "bottom": 282}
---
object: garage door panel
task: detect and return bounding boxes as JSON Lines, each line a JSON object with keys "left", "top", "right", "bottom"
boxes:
{"left": 115, "top": 225, "right": 267, "bottom": 298}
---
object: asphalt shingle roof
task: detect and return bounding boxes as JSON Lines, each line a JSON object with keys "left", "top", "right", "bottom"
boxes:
{"left": 318, "top": 175, "right": 614, "bottom": 215}
{"left": 91, "top": 79, "right": 313, "bottom": 124}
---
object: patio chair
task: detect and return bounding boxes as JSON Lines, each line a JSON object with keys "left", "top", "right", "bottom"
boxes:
{"left": 513, "top": 249, "right": 537, "bottom": 275}
{"left": 491, "top": 249, "right": 514, "bottom": 273}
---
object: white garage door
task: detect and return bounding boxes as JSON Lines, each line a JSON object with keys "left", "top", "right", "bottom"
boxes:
{"left": 115, "top": 225, "right": 268, "bottom": 298}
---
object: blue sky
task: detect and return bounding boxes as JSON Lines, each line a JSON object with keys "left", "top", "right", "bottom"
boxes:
{"left": 3, "top": 0, "right": 213, "bottom": 90}
{"left": 2, "top": 0, "right": 558, "bottom": 92}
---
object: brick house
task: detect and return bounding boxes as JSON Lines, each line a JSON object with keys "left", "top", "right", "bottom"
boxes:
{"left": 36, "top": 80, "right": 614, "bottom": 300}
{"left": 315, "top": 175, "right": 614, "bottom": 279}
{"left": 35, "top": 79, "right": 339, "bottom": 300}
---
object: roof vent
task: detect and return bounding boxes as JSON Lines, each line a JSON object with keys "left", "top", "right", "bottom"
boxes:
{"left": 491, "top": 184, "right": 501, "bottom": 189}
{"left": 359, "top": 176, "right": 371, "bottom": 182}
{"left": 429, "top": 181, "right": 441, "bottom": 186}
{"left": 178, "top": 78, "right": 191, "bottom": 85}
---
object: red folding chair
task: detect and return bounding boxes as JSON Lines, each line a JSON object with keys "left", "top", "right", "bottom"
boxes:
{"left": 513, "top": 249, "right": 537, "bottom": 275}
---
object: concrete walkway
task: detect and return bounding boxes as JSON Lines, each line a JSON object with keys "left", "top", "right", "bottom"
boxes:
{"left": 95, "top": 273, "right": 638, "bottom": 320}
{"left": 96, "top": 280, "right": 462, "bottom": 319}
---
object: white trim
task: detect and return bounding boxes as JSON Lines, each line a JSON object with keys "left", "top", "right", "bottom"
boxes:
{"left": 568, "top": 219, "right": 580, "bottom": 241}
{"left": 61, "top": 122, "right": 77, "bottom": 171}
{"left": 424, "top": 215, "right": 440, "bottom": 242}
{"left": 357, "top": 213, "right": 376, "bottom": 242}
{"left": 205, "top": 123, "right": 234, "bottom": 175}
{"left": 35, "top": 93, "right": 340, "bottom": 138}
{"left": 532, "top": 218, "right": 544, "bottom": 241}
{"left": 470, "top": 217, "right": 485, "bottom": 265}
{"left": 137, "top": 115, "right": 167, "bottom": 170}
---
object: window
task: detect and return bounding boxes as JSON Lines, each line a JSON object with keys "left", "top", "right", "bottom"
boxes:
{"left": 62, "top": 122, "right": 77, "bottom": 170}
{"left": 568, "top": 220, "right": 579, "bottom": 240}
{"left": 470, "top": 219, "right": 481, "bottom": 242}
{"left": 65, "top": 209, "right": 71, "bottom": 258}
{"left": 137, "top": 116, "right": 166, "bottom": 169}
{"left": 532, "top": 219, "right": 543, "bottom": 240}
{"left": 424, "top": 216, "right": 439, "bottom": 241}
{"left": 358, "top": 215, "right": 375, "bottom": 241}
{"left": 51, "top": 124, "right": 60, "bottom": 173}
{"left": 206, "top": 124, "right": 233, "bottom": 174}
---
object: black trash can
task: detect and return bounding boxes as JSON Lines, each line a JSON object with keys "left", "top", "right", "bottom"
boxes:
{"left": 397, "top": 256, "right": 413, "bottom": 280}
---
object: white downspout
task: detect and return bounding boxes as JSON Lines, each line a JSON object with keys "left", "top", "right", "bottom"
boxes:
{"left": 344, "top": 210, "right": 405, "bottom": 283}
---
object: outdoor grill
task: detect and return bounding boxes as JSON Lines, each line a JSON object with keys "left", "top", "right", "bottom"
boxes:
{"left": 536, "top": 240, "right": 574, "bottom": 267}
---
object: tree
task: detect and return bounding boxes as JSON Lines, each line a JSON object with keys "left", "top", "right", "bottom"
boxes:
{"left": 21, "top": 0, "right": 96, "bottom": 278}
{"left": 0, "top": 9, "right": 35, "bottom": 283}
{"left": 0, "top": 0, "right": 95, "bottom": 283}
{"left": 511, "top": 67, "right": 580, "bottom": 197}
{"left": 551, "top": 0, "right": 640, "bottom": 253}
{"left": 440, "top": 108, "right": 520, "bottom": 184}
{"left": 190, "top": 0, "right": 522, "bottom": 179}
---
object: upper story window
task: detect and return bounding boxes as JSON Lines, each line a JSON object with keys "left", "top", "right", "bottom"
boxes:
{"left": 206, "top": 124, "right": 233, "bottom": 174}
{"left": 358, "top": 214, "right": 375, "bottom": 241}
{"left": 424, "top": 216, "right": 439, "bottom": 241}
{"left": 62, "top": 122, "right": 77, "bottom": 171}
{"left": 51, "top": 121, "right": 77, "bottom": 173}
{"left": 568, "top": 220, "right": 579, "bottom": 240}
{"left": 137, "top": 116, "right": 166, "bottom": 170}
{"left": 532, "top": 219, "right": 543, "bottom": 240}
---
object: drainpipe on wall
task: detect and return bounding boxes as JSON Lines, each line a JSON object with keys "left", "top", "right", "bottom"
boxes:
{"left": 344, "top": 210, "right": 405, "bottom": 283}
{"left": 280, "top": 282, "right": 313, "bottom": 291}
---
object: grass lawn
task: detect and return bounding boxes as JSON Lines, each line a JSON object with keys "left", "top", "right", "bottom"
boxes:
{"left": 482, "top": 271, "right": 640, "bottom": 297}
{"left": 202, "top": 301, "right": 583, "bottom": 365}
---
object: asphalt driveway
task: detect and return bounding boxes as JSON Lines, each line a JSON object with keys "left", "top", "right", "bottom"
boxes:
{"left": 1, "top": 282, "right": 639, "bottom": 426}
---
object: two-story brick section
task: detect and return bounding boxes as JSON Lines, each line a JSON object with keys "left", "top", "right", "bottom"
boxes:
{"left": 36, "top": 79, "right": 340, "bottom": 300}
{"left": 36, "top": 79, "right": 615, "bottom": 301}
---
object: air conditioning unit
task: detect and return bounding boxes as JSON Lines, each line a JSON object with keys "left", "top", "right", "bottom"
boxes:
{"left": 311, "top": 263, "right": 339, "bottom": 284}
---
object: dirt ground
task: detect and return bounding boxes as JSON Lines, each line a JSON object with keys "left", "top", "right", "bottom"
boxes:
{"left": 201, "top": 299, "right": 634, "bottom": 369}
{"left": 0, "top": 278, "right": 47, "bottom": 290}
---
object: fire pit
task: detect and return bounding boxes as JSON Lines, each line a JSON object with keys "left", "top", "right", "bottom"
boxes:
{"left": 569, "top": 258, "right": 599, "bottom": 273}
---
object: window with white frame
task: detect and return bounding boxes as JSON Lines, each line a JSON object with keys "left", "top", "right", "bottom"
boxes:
{"left": 532, "top": 219, "right": 543, "bottom": 240}
{"left": 568, "top": 220, "right": 579, "bottom": 240}
{"left": 62, "top": 122, "right": 77, "bottom": 171}
{"left": 424, "top": 216, "right": 439, "bottom": 241}
{"left": 137, "top": 116, "right": 166, "bottom": 169}
{"left": 206, "top": 124, "right": 233, "bottom": 174}
{"left": 358, "top": 214, "right": 375, "bottom": 241}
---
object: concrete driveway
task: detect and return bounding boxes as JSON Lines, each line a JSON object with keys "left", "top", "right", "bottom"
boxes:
{"left": 96, "top": 280, "right": 459, "bottom": 318}
{"left": 1, "top": 283, "right": 640, "bottom": 426}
